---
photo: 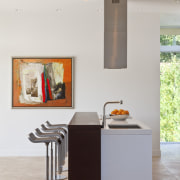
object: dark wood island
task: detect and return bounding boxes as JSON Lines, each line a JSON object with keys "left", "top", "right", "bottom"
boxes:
{"left": 68, "top": 112, "right": 101, "bottom": 180}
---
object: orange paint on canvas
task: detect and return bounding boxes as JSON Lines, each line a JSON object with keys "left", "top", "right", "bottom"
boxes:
{"left": 12, "top": 58, "right": 73, "bottom": 108}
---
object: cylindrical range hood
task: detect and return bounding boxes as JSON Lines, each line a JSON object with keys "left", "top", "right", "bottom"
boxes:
{"left": 104, "top": 0, "right": 127, "bottom": 69}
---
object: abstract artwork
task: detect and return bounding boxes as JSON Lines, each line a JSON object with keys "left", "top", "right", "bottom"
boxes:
{"left": 12, "top": 58, "right": 73, "bottom": 108}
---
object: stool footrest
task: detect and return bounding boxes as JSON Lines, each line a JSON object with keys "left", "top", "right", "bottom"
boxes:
{"left": 56, "top": 174, "right": 67, "bottom": 180}
{"left": 62, "top": 167, "right": 68, "bottom": 172}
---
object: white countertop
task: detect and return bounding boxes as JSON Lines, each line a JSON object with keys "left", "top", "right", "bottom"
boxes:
{"left": 101, "top": 118, "right": 152, "bottom": 135}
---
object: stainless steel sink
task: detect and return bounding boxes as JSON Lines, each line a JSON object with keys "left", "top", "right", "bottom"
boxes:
{"left": 108, "top": 124, "right": 141, "bottom": 129}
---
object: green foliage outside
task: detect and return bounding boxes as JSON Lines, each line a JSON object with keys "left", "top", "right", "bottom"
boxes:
{"left": 160, "top": 35, "right": 180, "bottom": 142}
{"left": 160, "top": 35, "right": 180, "bottom": 63}
{"left": 160, "top": 35, "right": 180, "bottom": 46}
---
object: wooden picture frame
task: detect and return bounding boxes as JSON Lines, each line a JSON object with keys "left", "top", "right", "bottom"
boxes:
{"left": 12, "top": 57, "right": 73, "bottom": 108}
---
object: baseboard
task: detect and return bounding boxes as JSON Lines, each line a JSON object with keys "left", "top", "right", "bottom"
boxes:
{"left": 152, "top": 149, "right": 161, "bottom": 157}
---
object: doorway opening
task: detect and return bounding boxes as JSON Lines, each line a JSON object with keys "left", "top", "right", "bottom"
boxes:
{"left": 160, "top": 34, "right": 180, "bottom": 142}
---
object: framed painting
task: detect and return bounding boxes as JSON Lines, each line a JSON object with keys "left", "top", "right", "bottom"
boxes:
{"left": 12, "top": 57, "right": 73, "bottom": 108}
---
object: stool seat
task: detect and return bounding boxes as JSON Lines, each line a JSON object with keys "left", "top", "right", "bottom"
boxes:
{"left": 41, "top": 124, "right": 66, "bottom": 135}
{"left": 46, "top": 121, "right": 67, "bottom": 128}
{"left": 35, "top": 128, "right": 64, "bottom": 141}
{"left": 28, "top": 133, "right": 59, "bottom": 144}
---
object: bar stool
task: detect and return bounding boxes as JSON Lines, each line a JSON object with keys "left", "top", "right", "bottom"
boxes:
{"left": 41, "top": 124, "right": 68, "bottom": 173}
{"left": 45, "top": 121, "right": 68, "bottom": 156}
{"left": 28, "top": 133, "right": 60, "bottom": 180}
{"left": 41, "top": 124, "right": 67, "bottom": 157}
{"left": 35, "top": 128, "right": 67, "bottom": 180}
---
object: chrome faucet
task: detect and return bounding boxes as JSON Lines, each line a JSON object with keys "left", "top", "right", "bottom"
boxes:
{"left": 102, "top": 100, "right": 123, "bottom": 128}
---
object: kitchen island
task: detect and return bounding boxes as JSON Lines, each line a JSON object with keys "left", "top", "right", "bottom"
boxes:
{"left": 68, "top": 112, "right": 101, "bottom": 180}
{"left": 68, "top": 112, "right": 152, "bottom": 180}
{"left": 101, "top": 118, "right": 152, "bottom": 180}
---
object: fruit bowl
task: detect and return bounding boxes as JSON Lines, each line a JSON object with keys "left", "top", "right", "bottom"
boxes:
{"left": 109, "top": 114, "right": 129, "bottom": 121}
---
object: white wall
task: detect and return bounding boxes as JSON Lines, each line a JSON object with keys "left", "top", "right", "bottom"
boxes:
{"left": 0, "top": 0, "right": 161, "bottom": 156}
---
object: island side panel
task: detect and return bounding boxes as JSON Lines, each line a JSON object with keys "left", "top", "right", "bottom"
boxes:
{"left": 101, "top": 134, "right": 152, "bottom": 180}
{"left": 68, "top": 112, "right": 101, "bottom": 180}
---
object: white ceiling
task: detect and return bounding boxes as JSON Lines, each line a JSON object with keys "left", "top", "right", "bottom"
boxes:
{"left": 0, "top": 0, "right": 179, "bottom": 12}
{"left": 160, "top": 14, "right": 180, "bottom": 28}
{"left": 129, "top": 0, "right": 180, "bottom": 28}
{"left": 0, "top": 0, "right": 180, "bottom": 27}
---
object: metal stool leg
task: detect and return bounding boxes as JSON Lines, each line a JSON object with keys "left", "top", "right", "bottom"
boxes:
{"left": 51, "top": 142, "right": 53, "bottom": 180}
{"left": 45, "top": 142, "right": 49, "bottom": 180}
{"left": 56, "top": 143, "right": 67, "bottom": 180}
{"left": 55, "top": 143, "right": 57, "bottom": 180}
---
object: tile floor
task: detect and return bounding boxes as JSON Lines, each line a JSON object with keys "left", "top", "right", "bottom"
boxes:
{"left": 0, "top": 156, "right": 68, "bottom": 180}
{"left": 0, "top": 143, "right": 180, "bottom": 180}
{"left": 153, "top": 143, "right": 180, "bottom": 180}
